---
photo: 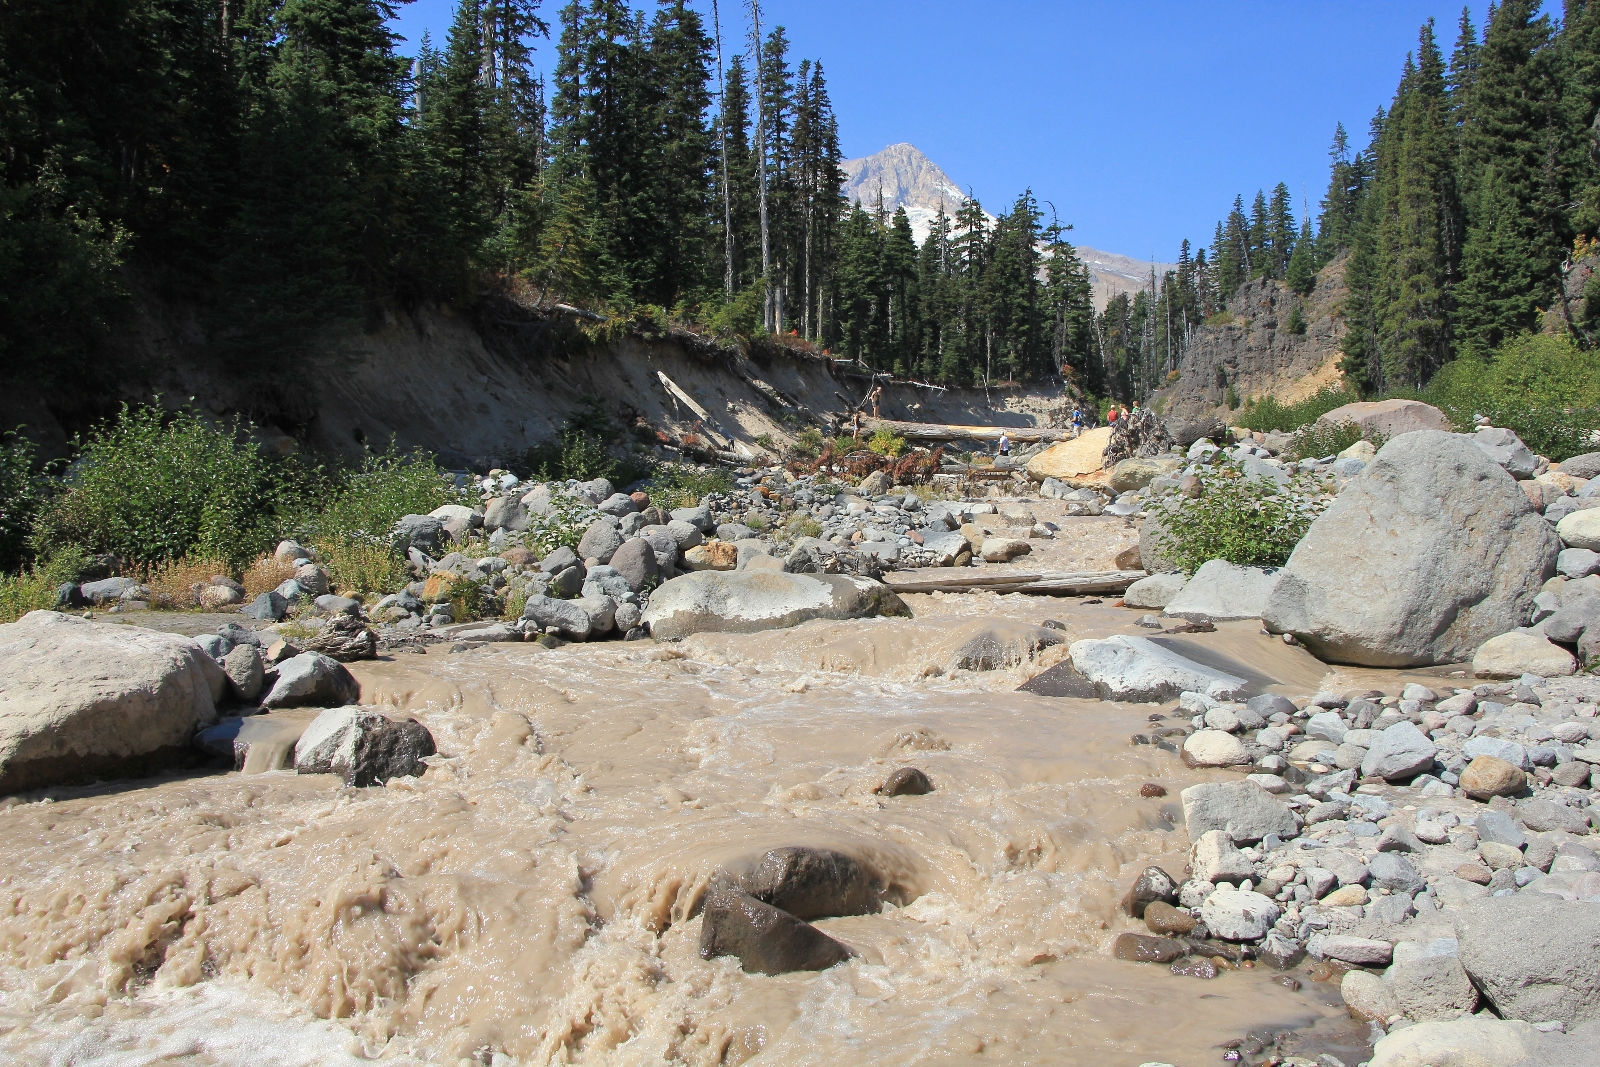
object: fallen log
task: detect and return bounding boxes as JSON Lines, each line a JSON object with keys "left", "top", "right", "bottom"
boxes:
{"left": 864, "top": 419, "right": 1067, "bottom": 444}
{"left": 883, "top": 568, "right": 1147, "bottom": 596}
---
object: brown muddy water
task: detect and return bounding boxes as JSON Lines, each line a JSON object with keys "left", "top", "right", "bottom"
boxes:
{"left": 0, "top": 594, "right": 1412, "bottom": 1067}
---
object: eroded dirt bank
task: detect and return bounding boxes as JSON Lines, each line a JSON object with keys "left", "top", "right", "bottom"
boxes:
{"left": 0, "top": 593, "right": 1395, "bottom": 1067}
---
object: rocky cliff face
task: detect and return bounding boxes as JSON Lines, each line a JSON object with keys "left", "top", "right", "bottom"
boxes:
{"left": 1151, "top": 254, "right": 1350, "bottom": 421}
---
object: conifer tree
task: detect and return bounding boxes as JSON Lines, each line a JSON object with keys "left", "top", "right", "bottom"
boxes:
{"left": 1285, "top": 220, "right": 1316, "bottom": 294}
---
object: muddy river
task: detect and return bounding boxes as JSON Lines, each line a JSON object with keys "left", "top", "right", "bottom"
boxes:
{"left": 0, "top": 593, "right": 1435, "bottom": 1066}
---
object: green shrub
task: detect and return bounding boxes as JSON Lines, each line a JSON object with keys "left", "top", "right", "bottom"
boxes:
{"left": 1204, "top": 310, "right": 1235, "bottom": 327}
{"left": 786, "top": 514, "right": 822, "bottom": 540}
{"left": 1285, "top": 422, "right": 1387, "bottom": 462}
{"left": 519, "top": 396, "right": 656, "bottom": 485}
{"left": 1151, "top": 462, "right": 1332, "bottom": 572}
{"left": 709, "top": 284, "right": 765, "bottom": 340}
{"left": 34, "top": 404, "right": 288, "bottom": 570}
{"left": 521, "top": 484, "right": 592, "bottom": 557}
{"left": 0, "top": 546, "right": 90, "bottom": 623}
{"left": 1225, "top": 385, "right": 1240, "bottom": 410}
{"left": 309, "top": 446, "right": 461, "bottom": 544}
{"left": 647, "top": 463, "right": 732, "bottom": 510}
{"left": 1418, "top": 334, "right": 1600, "bottom": 460}
{"left": 1285, "top": 304, "right": 1307, "bottom": 335}
{"left": 793, "top": 427, "right": 825, "bottom": 457}
{"left": 867, "top": 428, "right": 907, "bottom": 458}
{"left": 753, "top": 433, "right": 776, "bottom": 453}
{"left": 0, "top": 430, "right": 49, "bottom": 572}
{"left": 301, "top": 446, "right": 463, "bottom": 595}
{"left": 1235, "top": 384, "right": 1361, "bottom": 433}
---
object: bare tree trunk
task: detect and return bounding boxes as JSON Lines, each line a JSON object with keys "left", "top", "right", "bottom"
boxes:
{"left": 748, "top": 0, "right": 772, "bottom": 332}
{"left": 712, "top": 0, "right": 734, "bottom": 300}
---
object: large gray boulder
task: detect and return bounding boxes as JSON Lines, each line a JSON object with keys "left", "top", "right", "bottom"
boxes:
{"left": 392, "top": 514, "right": 447, "bottom": 557}
{"left": 608, "top": 537, "right": 659, "bottom": 592}
{"left": 1163, "top": 560, "right": 1281, "bottom": 622}
{"left": 1264, "top": 431, "right": 1559, "bottom": 666}
{"left": 1315, "top": 398, "right": 1451, "bottom": 438}
{"left": 1138, "top": 504, "right": 1182, "bottom": 574}
{"left": 1180, "top": 780, "right": 1301, "bottom": 843}
{"left": 1361, "top": 720, "right": 1439, "bottom": 781}
{"left": 1473, "top": 426, "right": 1538, "bottom": 479}
{"left": 642, "top": 571, "right": 906, "bottom": 641}
{"left": 577, "top": 519, "right": 624, "bottom": 564}
{"left": 261, "top": 652, "right": 359, "bottom": 709}
{"left": 1455, "top": 895, "right": 1600, "bottom": 1024}
{"left": 521, "top": 595, "right": 594, "bottom": 640}
{"left": 0, "top": 612, "right": 226, "bottom": 793}
{"left": 1066, "top": 635, "right": 1248, "bottom": 701}
{"left": 1124, "top": 571, "right": 1186, "bottom": 610}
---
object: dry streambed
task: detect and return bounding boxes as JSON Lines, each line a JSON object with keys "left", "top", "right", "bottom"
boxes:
{"left": 0, "top": 601, "right": 1379, "bottom": 1067}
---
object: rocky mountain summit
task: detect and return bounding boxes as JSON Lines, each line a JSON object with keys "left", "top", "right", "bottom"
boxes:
{"left": 842, "top": 143, "right": 1174, "bottom": 309}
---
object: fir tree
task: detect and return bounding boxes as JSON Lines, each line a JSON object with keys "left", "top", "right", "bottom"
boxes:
{"left": 1285, "top": 220, "right": 1316, "bottom": 294}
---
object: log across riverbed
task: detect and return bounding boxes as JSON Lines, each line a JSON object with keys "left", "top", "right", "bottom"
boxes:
{"left": 863, "top": 419, "right": 1069, "bottom": 444}
{"left": 883, "top": 568, "right": 1147, "bottom": 596}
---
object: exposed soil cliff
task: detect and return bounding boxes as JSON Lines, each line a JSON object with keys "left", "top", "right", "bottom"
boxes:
{"left": 1, "top": 289, "right": 1062, "bottom": 464}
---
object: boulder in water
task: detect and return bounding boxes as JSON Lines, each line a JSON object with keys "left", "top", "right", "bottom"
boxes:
{"left": 261, "top": 651, "right": 359, "bottom": 709}
{"left": 642, "top": 571, "right": 906, "bottom": 640}
{"left": 1067, "top": 635, "right": 1248, "bottom": 702}
{"left": 728, "top": 846, "right": 883, "bottom": 921}
{"left": 1163, "top": 560, "right": 1281, "bottom": 622}
{"left": 0, "top": 611, "right": 226, "bottom": 793}
{"left": 698, "top": 883, "right": 853, "bottom": 975}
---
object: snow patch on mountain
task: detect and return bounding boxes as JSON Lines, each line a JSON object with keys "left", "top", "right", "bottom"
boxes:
{"left": 842, "top": 143, "right": 1174, "bottom": 309}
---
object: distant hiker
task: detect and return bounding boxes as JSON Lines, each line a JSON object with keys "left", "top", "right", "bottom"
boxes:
{"left": 998, "top": 432, "right": 1011, "bottom": 458}
{"left": 1107, "top": 406, "right": 1120, "bottom": 425}
{"left": 1070, "top": 407, "right": 1083, "bottom": 438}
{"left": 868, "top": 385, "right": 883, "bottom": 418}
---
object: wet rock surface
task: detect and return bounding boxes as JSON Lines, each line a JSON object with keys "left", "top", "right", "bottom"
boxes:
{"left": 698, "top": 884, "right": 854, "bottom": 975}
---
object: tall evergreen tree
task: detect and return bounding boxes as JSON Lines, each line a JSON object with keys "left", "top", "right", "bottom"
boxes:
{"left": 1454, "top": 0, "right": 1565, "bottom": 346}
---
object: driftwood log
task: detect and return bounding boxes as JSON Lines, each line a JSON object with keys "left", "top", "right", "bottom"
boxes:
{"left": 863, "top": 419, "right": 1069, "bottom": 444}
{"left": 883, "top": 568, "right": 1146, "bottom": 596}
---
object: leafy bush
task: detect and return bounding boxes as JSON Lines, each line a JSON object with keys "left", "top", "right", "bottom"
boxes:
{"left": 792, "top": 427, "right": 825, "bottom": 457}
{"left": 1285, "top": 304, "right": 1307, "bottom": 335}
{"left": 753, "top": 433, "right": 776, "bottom": 453}
{"left": 786, "top": 514, "right": 822, "bottom": 540}
{"left": 709, "top": 284, "right": 765, "bottom": 340}
{"left": 519, "top": 396, "right": 656, "bottom": 485}
{"left": 302, "top": 446, "right": 463, "bottom": 595}
{"left": 1417, "top": 334, "right": 1600, "bottom": 460}
{"left": 1151, "top": 462, "right": 1332, "bottom": 571}
{"left": 308, "top": 446, "right": 461, "bottom": 544}
{"left": 314, "top": 536, "right": 409, "bottom": 598}
{"left": 1235, "top": 384, "right": 1361, "bottom": 433}
{"left": 242, "top": 554, "right": 298, "bottom": 598}
{"left": 521, "top": 485, "right": 593, "bottom": 556}
{"left": 867, "top": 428, "right": 907, "bottom": 458}
{"left": 34, "top": 404, "right": 289, "bottom": 570}
{"left": 1204, "top": 310, "right": 1235, "bottom": 327}
{"left": 0, "top": 547, "right": 90, "bottom": 623}
{"left": 0, "top": 430, "right": 49, "bottom": 572}
{"left": 647, "top": 463, "right": 732, "bottom": 510}
{"left": 1284, "top": 422, "right": 1387, "bottom": 462}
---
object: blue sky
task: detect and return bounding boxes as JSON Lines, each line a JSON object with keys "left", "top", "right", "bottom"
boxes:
{"left": 387, "top": 1, "right": 1532, "bottom": 259}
